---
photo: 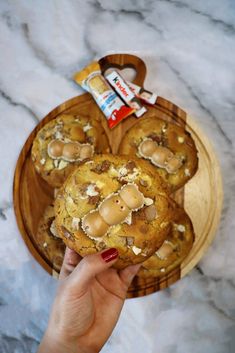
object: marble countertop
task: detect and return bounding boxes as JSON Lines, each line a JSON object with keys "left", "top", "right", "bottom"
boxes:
{"left": 0, "top": 0, "right": 235, "bottom": 352}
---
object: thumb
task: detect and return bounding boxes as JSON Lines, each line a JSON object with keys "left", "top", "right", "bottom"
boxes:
{"left": 67, "top": 248, "right": 119, "bottom": 294}
{"left": 59, "top": 247, "right": 82, "bottom": 280}
{"left": 119, "top": 263, "right": 141, "bottom": 289}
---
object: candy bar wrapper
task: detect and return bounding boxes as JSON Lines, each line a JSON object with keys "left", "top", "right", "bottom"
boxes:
{"left": 127, "top": 81, "right": 158, "bottom": 105}
{"left": 106, "top": 71, "right": 147, "bottom": 118}
{"left": 73, "top": 62, "right": 134, "bottom": 129}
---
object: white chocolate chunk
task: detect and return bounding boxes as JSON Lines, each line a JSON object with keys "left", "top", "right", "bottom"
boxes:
{"left": 132, "top": 245, "right": 142, "bottom": 255}
{"left": 124, "top": 170, "right": 139, "bottom": 181}
{"left": 55, "top": 131, "right": 63, "bottom": 139}
{"left": 50, "top": 220, "right": 60, "bottom": 238}
{"left": 177, "top": 224, "right": 186, "bottom": 232}
{"left": 43, "top": 242, "right": 48, "bottom": 248}
{"left": 144, "top": 197, "right": 154, "bottom": 206}
{"left": 86, "top": 184, "right": 99, "bottom": 197}
{"left": 123, "top": 212, "right": 132, "bottom": 225}
{"left": 178, "top": 136, "right": 185, "bottom": 143}
{"left": 119, "top": 166, "right": 128, "bottom": 176}
{"left": 83, "top": 123, "right": 93, "bottom": 132}
{"left": 71, "top": 217, "right": 80, "bottom": 230}
{"left": 117, "top": 166, "right": 139, "bottom": 182}
{"left": 40, "top": 158, "right": 46, "bottom": 165}
{"left": 54, "top": 160, "right": 59, "bottom": 168}
{"left": 184, "top": 168, "right": 191, "bottom": 176}
{"left": 58, "top": 160, "right": 69, "bottom": 170}
{"left": 66, "top": 195, "right": 75, "bottom": 206}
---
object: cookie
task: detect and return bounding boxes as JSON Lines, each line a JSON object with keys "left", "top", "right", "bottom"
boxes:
{"left": 31, "top": 114, "right": 110, "bottom": 187}
{"left": 35, "top": 204, "right": 65, "bottom": 272}
{"left": 118, "top": 116, "right": 198, "bottom": 191}
{"left": 137, "top": 201, "right": 195, "bottom": 278}
{"left": 54, "top": 154, "right": 174, "bottom": 269}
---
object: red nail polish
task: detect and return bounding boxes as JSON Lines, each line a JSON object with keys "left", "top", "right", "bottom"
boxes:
{"left": 101, "top": 248, "right": 118, "bottom": 263}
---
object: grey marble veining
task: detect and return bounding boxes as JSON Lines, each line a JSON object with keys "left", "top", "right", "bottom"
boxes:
{"left": 0, "top": 0, "right": 235, "bottom": 352}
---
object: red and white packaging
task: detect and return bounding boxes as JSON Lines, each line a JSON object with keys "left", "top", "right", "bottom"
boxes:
{"left": 106, "top": 71, "right": 147, "bottom": 118}
{"left": 127, "top": 81, "right": 158, "bottom": 105}
{"left": 74, "top": 61, "right": 134, "bottom": 129}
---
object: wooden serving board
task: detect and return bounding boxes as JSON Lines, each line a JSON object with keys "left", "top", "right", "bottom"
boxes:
{"left": 13, "top": 54, "right": 223, "bottom": 298}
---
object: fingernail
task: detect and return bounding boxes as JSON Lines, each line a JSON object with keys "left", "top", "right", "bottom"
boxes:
{"left": 101, "top": 248, "right": 118, "bottom": 263}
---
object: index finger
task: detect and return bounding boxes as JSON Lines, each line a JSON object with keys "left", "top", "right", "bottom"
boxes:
{"left": 59, "top": 247, "right": 82, "bottom": 280}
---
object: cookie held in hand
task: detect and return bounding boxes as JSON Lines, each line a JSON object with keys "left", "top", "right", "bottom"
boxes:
{"left": 54, "top": 154, "right": 174, "bottom": 269}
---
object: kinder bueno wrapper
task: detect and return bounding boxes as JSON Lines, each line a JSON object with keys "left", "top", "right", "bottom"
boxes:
{"left": 106, "top": 70, "right": 147, "bottom": 118}
{"left": 127, "top": 81, "right": 158, "bottom": 105}
{"left": 73, "top": 62, "right": 134, "bottom": 129}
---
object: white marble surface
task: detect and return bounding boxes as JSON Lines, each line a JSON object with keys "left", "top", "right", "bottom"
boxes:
{"left": 0, "top": 0, "right": 235, "bottom": 352}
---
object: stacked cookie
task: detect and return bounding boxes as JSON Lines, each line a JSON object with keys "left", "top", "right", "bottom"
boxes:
{"left": 32, "top": 113, "right": 198, "bottom": 275}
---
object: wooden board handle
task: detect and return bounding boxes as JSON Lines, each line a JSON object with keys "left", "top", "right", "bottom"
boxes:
{"left": 99, "top": 53, "right": 147, "bottom": 86}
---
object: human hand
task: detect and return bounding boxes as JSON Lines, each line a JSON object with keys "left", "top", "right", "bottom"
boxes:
{"left": 38, "top": 247, "right": 140, "bottom": 353}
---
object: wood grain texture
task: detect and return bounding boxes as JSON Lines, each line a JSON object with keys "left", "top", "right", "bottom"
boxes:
{"left": 13, "top": 54, "right": 223, "bottom": 298}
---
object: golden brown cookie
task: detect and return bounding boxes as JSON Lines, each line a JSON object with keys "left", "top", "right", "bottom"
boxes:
{"left": 35, "top": 204, "right": 65, "bottom": 272}
{"left": 118, "top": 116, "right": 198, "bottom": 191}
{"left": 137, "top": 201, "right": 195, "bottom": 278}
{"left": 54, "top": 154, "right": 174, "bottom": 269}
{"left": 31, "top": 114, "right": 110, "bottom": 187}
